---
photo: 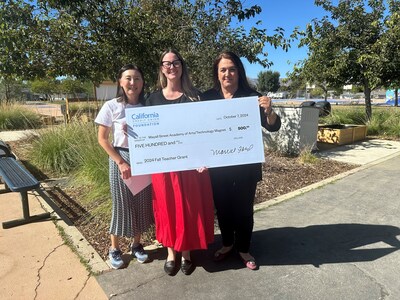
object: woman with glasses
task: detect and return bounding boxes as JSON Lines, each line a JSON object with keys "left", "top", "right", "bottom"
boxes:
{"left": 203, "top": 51, "right": 281, "bottom": 270}
{"left": 146, "top": 49, "right": 214, "bottom": 276}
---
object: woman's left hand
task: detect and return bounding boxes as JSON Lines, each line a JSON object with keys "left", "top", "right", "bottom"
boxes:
{"left": 197, "top": 167, "right": 207, "bottom": 173}
{"left": 258, "top": 96, "right": 273, "bottom": 114}
{"left": 118, "top": 162, "right": 132, "bottom": 179}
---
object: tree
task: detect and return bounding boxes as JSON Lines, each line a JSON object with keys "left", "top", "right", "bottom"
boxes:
{"left": 60, "top": 77, "right": 90, "bottom": 99}
{"left": 1, "top": 1, "right": 291, "bottom": 91}
{"left": 290, "top": 23, "right": 344, "bottom": 101}
{"left": 0, "top": 1, "right": 44, "bottom": 103}
{"left": 282, "top": 74, "right": 307, "bottom": 99}
{"left": 294, "top": 0, "right": 400, "bottom": 119}
{"left": 256, "top": 70, "right": 280, "bottom": 94}
{"left": 30, "top": 79, "right": 58, "bottom": 101}
{"left": 309, "top": 87, "right": 325, "bottom": 98}
{"left": 380, "top": 1, "right": 400, "bottom": 107}
{"left": 0, "top": 78, "right": 25, "bottom": 103}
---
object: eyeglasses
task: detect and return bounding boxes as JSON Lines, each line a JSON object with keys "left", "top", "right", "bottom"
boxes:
{"left": 161, "top": 60, "right": 182, "bottom": 69}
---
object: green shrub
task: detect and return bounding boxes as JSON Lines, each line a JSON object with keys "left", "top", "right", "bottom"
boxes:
{"left": 29, "top": 123, "right": 83, "bottom": 174}
{"left": 72, "top": 123, "right": 110, "bottom": 206}
{"left": 320, "top": 106, "right": 400, "bottom": 138}
{"left": 67, "top": 121, "right": 110, "bottom": 221}
{"left": 298, "top": 148, "right": 319, "bottom": 164}
{"left": 68, "top": 102, "right": 100, "bottom": 119}
{"left": 320, "top": 106, "right": 367, "bottom": 125}
{"left": 368, "top": 108, "right": 400, "bottom": 138}
{"left": 28, "top": 121, "right": 111, "bottom": 220}
{"left": 0, "top": 103, "right": 42, "bottom": 130}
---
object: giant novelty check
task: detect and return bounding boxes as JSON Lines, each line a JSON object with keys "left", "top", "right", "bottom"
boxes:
{"left": 125, "top": 96, "right": 264, "bottom": 175}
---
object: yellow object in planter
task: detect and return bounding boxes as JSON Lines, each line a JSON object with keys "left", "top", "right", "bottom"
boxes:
{"left": 317, "top": 124, "right": 367, "bottom": 145}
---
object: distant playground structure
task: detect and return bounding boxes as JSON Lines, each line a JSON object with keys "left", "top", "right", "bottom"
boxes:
{"left": 385, "top": 89, "right": 400, "bottom": 106}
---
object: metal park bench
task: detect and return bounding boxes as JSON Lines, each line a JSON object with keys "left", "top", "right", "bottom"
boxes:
{"left": 0, "top": 140, "right": 16, "bottom": 159}
{"left": 0, "top": 157, "right": 51, "bottom": 229}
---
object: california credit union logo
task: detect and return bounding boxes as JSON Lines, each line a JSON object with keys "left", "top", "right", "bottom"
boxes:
{"left": 131, "top": 112, "right": 159, "bottom": 120}
{"left": 131, "top": 112, "right": 160, "bottom": 127}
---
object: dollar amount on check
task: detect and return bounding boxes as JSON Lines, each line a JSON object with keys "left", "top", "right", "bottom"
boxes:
{"left": 125, "top": 96, "right": 265, "bottom": 175}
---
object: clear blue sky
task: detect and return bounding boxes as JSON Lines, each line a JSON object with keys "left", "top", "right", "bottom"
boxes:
{"left": 238, "top": 0, "right": 328, "bottom": 79}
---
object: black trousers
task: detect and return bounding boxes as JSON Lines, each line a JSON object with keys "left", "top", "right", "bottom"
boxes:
{"left": 212, "top": 180, "right": 257, "bottom": 253}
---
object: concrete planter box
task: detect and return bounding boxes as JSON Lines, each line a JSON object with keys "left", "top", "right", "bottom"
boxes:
{"left": 317, "top": 124, "right": 367, "bottom": 145}
{"left": 41, "top": 115, "right": 56, "bottom": 125}
{"left": 264, "top": 106, "right": 319, "bottom": 155}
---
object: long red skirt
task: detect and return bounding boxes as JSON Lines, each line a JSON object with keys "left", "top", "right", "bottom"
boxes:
{"left": 152, "top": 170, "right": 214, "bottom": 252}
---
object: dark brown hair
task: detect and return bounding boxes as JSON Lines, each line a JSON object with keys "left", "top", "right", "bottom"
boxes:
{"left": 212, "top": 51, "right": 255, "bottom": 93}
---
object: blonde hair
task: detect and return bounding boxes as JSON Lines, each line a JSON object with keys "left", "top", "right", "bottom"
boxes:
{"left": 157, "top": 48, "right": 200, "bottom": 101}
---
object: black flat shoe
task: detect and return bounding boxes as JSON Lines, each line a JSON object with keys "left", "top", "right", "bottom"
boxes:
{"left": 181, "top": 259, "right": 195, "bottom": 275}
{"left": 164, "top": 260, "right": 177, "bottom": 276}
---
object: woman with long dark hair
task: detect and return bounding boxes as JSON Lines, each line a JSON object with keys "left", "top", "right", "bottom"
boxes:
{"left": 203, "top": 51, "right": 281, "bottom": 270}
{"left": 95, "top": 64, "right": 154, "bottom": 269}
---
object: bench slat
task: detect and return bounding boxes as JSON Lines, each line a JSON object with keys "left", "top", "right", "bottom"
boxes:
{"left": 0, "top": 158, "right": 39, "bottom": 192}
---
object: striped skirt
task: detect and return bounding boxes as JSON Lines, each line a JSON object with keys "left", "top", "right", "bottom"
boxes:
{"left": 109, "top": 148, "right": 154, "bottom": 237}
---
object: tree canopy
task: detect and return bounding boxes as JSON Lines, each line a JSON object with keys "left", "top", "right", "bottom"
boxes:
{"left": 30, "top": 79, "right": 58, "bottom": 101}
{"left": 256, "top": 70, "right": 280, "bottom": 94}
{"left": 0, "top": 0, "right": 292, "bottom": 96}
{"left": 292, "top": 0, "right": 400, "bottom": 119}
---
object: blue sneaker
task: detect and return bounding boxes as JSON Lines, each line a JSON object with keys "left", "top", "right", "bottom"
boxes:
{"left": 131, "top": 244, "right": 149, "bottom": 263}
{"left": 109, "top": 248, "right": 124, "bottom": 269}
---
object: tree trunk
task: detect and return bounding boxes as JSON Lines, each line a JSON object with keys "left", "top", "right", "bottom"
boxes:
{"left": 364, "top": 85, "right": 372, "bottom": 121}
{"left": 395, "top": 89, "right": 399, "bottom": 107}
{"left": 5, "top": 81, "right": 11, "bottom": 104}
{"left": 323, "top": 86, "right": 328, "bottom": 101}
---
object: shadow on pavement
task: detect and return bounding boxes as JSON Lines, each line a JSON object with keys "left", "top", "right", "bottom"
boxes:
{"left": 198, "top": 223, "right": 400, "bottom": 272}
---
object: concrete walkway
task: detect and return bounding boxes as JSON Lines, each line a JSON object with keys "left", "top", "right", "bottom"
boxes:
{"left": 316, "top": 139, "right": 400, "bottom": 165}
{"left": 0, "top": 186, "right": 108, "bottom": 299}
{"left": 0, "top": 130, "right": 38, "bottom": 142}
{"left": 23, "top": 102, "right": 64, "bottom": 118}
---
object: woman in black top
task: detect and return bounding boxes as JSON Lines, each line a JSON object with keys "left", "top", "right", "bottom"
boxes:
{"left": 202, "top": 51, "right": 281, "bottom": 270}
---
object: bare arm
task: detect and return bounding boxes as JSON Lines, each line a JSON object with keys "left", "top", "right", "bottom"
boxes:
{"left": 98, "top": 124, "right": 131, "bottom": 179}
